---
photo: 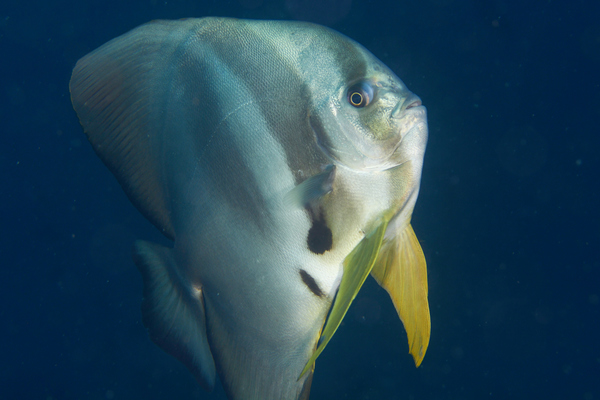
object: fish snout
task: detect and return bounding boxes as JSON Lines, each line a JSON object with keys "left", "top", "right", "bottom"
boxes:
{"left": 391, "top": 93, "right": 423, "bottom": 119}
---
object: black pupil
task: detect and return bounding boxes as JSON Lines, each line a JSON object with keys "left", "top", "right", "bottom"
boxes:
{"left": 351, "top": 92, "right": 363, "bottom": 106}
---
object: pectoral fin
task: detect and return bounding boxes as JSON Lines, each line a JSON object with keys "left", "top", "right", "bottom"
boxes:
{"left": 284, "top": 165, "right": 336, "bottom": 208}
{"left": 133, "top": 240, "right": 216, "bottom": 390}
{"left": 371, "top": 224, "right": 430, "bottom": 367}
{"left": 300, "top": 219, "right": 388, "bottom": 378}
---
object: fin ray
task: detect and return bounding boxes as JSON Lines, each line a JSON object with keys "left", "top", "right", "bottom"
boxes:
{"left": 69, "top": 21, "right": 196, "bottom": 239}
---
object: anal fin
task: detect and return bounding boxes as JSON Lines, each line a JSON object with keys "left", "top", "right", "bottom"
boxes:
{"left": 371, "top": 224, "right": 430, "bottom": 367}
{"left": 133, "top": 240, "right": 216, "bottom": 390}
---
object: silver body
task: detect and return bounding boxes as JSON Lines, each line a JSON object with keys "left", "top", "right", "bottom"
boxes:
{"left": 70, "top": 18, "right": 428, "bottom": 400}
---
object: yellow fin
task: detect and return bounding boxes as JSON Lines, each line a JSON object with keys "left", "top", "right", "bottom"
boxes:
{"left": 299, "top": 220, "right": 388, "bottom": 378}
{"left": 371, "top": 223, "right": 430, "bottom": 367}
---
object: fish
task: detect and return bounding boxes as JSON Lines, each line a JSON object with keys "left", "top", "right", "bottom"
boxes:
{"left": 69, "top": 17, "right": 430, "bottom": 400}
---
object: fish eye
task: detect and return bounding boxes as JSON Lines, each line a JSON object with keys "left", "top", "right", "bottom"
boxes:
{"left": 347, "top": 82, "right": 374, "bottom": 108}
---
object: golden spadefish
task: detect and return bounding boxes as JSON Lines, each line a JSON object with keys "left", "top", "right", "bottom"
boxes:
{"left": 70, "top": 17, "right": 431, "bottom": 400}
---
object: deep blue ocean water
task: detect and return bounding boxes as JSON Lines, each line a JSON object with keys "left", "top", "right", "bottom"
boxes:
{"left": 1, "top": 0, "right": 599, "bottom": 399}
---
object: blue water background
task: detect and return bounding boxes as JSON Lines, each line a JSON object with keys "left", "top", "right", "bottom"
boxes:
{"left": 1, "top": 0, "right": 598, "bottom": 399}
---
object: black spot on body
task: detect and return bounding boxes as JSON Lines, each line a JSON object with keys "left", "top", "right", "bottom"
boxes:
{"left": 307, "top": 215, "right": 332, "bottom": 254}
{"left": 300, "top": 269, "right": 325, "bottom": 297}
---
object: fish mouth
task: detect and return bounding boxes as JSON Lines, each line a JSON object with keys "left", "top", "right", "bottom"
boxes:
{"left": 405, "top": 99, "right": 422, "bottom": 109}
{"left": 400, "top": 104, "right": 427, "bottom": 121}
{"left": 391, "top": 94, "right": 422, "bottom": 119}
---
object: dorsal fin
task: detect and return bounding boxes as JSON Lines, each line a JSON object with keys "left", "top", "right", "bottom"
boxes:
{"left": 69, "top": 21, "right": 198, "bottom": 239}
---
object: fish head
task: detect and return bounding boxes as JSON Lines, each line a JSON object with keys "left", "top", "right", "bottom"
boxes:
{"left": 294, "top": 26, "right": 429, "bottom": 239}
{"left": 305, "top": 37, "right": 428, "bottom": 174}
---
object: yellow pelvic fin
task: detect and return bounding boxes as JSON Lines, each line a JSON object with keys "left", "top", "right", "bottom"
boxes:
{"left": 299, "top": 220, "right": 388, "bottom": 378}
{"left": 371, "top": 223, "right": 430, "bottom": 367}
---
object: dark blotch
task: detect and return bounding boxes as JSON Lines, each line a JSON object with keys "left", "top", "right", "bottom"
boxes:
{"left": 300, "top": 269, "right": 325, "bottom": 298}
{"left": 307, "top": 215, "right": 332, "bottom": 254}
